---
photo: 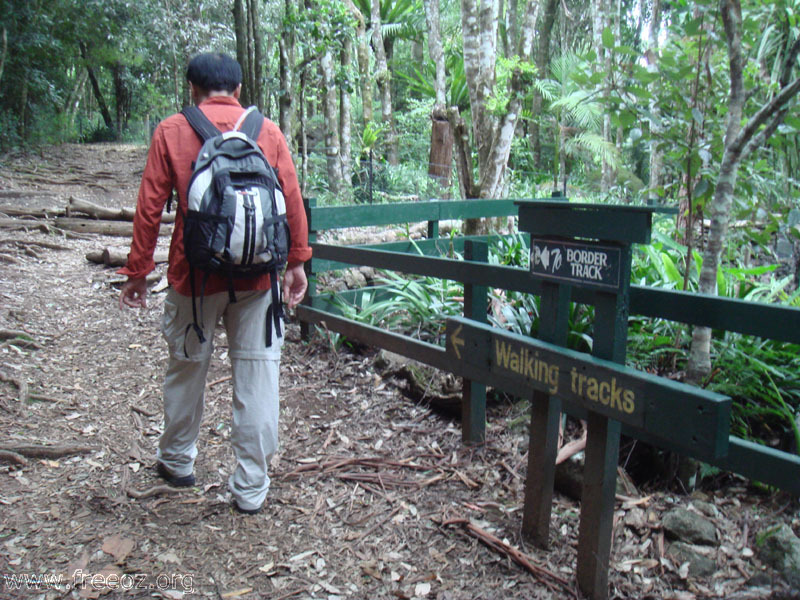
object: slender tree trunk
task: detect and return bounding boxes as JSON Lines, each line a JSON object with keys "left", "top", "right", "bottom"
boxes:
{"left": 508, "top": 0, "right": 519, "bottom": 62}
{"left": 79, "top": 42, "right": 114, "bottom": 132}
{"left": 233, "top": 0, "right": 251, "bottom": 106}
{"left": 112, "top": 62, "right": 124, "bottom": 137}
{"left": 478, "top": 0, "right": 538, "bottom": 199}
{"left": 686, "top": 0, "right": 800, "bottom": 383}
{"left": 299, "top": 69, "right": 309, "bottom": 197}
{"left": 65, "top": 70, "right": 88, "bottom": 130}
{"left": 646, "top": 0, "right": 663, "bottom": 204}
{"left": 531, "top": 0, "right": 559, "bottom": 170}
{"left": 345, "top": 1, "right": 372, "bottom": 126}
{"left": 449, "top": 107, "right": 478, "bottom": 200}
{"left": 371, "top": 0, "right": 398, "bottom": 165}
{"left": 249, "top": 0, "right": 263, "bottom": 110}
{"left": 340, "top": 36, "right": 353, "bottom": 189}
{"left": 321, "top": 49, "right": 343, "bottom": 196}
{"left": 459, "top": 0, "right": 538, "bottom": 234}
{"left": 424, "top": 0, "right": 452, "bottom": 197}
{"left": 0, "top": 27, "right": 6, "bottom": 86}
{"left": 278, "top": 0, "right": 296, "bottom": 141}
{"left": 18, "top": 74, "right": 29, "bottom": 141}
{"left": 461, "top": 0, "right": 498, "bottom": 172}
{"left": 591, "top": 0, "right": 612, "bottom": 192}
{"left": 460, "top": 0, "right": 538, "bottom": 203}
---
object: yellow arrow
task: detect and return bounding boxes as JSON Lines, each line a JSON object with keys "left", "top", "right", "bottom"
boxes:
{"left": 451, "top": 323, "right": 465, "bottom": 360}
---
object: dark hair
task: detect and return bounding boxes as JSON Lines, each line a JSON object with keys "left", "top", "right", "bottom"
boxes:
{"left": 186, "top": 53, "right": 242, "bottom": 93}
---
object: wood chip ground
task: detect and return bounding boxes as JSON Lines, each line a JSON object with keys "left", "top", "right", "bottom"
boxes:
{"left": 0, "top": 144, "right": 797, "bottom": 600}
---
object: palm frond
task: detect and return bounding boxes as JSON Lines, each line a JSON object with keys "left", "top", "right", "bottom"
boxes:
{"left": 564, "top": 132, "right": 620, "bottom": 167}
{"left": 550, "top": 90, "right": 603, "bottom": 130}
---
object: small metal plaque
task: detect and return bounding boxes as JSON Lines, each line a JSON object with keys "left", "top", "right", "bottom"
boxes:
{"left": 530, "top": 238, "right": 622, "bottom": 291}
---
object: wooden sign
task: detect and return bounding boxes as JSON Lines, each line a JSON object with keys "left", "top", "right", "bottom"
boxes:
{"left": 530, "top": 238, "right": 622, "bottom": 291}
{"left": 445, "top": 317, "right": 731, "bottom": 460}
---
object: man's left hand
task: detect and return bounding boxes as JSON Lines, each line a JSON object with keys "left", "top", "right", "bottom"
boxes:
{"left": 282, "top": 264, "right": 308, "bottom": 309}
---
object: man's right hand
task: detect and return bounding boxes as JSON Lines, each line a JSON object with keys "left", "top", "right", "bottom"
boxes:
{"left": 119, "top": 277, "right": 148, "bottom": 309}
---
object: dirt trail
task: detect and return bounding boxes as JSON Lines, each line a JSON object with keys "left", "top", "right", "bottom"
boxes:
{"left": 0, "top": 143, "right": 796, "bottom": 599}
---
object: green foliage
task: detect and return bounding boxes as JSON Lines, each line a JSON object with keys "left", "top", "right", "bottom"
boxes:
{"left": 352, "top": 0, "right": 425, "bottom": 43}
{"left": 396, "top": 48, "right": 470, "bottom": 110}
{"left": 710, "top": 334, "right": 800, "bottom": 454}
{"left": 331, "top": 241, "right": 462, "bottom": 344}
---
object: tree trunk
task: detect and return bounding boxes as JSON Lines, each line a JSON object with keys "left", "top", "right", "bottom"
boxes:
{"left": 449, "top": 107, "right": 479, "bottom": 201}
{"left": 248, "top": 0, "right": 264, "bottom": 111}
{"left": 461, "top": 0, "right": 498, "bottom": 172}
{"left": 345, "top": 0, "right": 372, "bottom": 126}
{"left": 508, "top": 0, "right": 519, "bottom": 55}
{"left": 424, "top": 0, "right": 452, "bottom": 197}
{"left": 233, "top": 0, "right": 252, "bottom": 107}
{"left": 371, "top": 0, "right": 398, "bottom": 165}
{"left": 0, "top": 26, "right": 7, "bottom": 86}
{"left": 65, "top": 70, "right": 88, "bottom": 130}
{"left": 646, "top": 0, "right": 663, "bottom": 204}
{"left": 531, "top": 0, "right": 559, "bottom": 170}
{"left": 79, "top": 43, "right": 114, "bottom": 133}
{"left": 321, "top": 49, "right": 343, "bottom": 196}
{"left": 424, "top": 0, "right": 447, "bottom": 108}
{"left": 459, "top": 0, "right": 538, "bottom": 233}
{"left": 340, "top": 36, "right": 353, "bottom": 190}
{"left": 279, "top": 0, "right": 296, "bottom": 141}
{"left": 462, "top": 0, "right": 538, "bottom": 199}
{"left": 686, "top": 0, "right": 800, "bottom": 384}
{"left": 299, "top": 69, "right": 309, "bottom": 197}
{"left": 112, "top": 62, "right": 124, "bottom": 137}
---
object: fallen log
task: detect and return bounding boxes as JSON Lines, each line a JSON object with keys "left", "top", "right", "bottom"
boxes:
{"left": 54, "top": 217, "right": 173, "bottom": 237}
{"left": 0, "top": 252, "right": 20, "bottom": 265}
{"left": 0, "top": 239, "right": 72, "bottom": 251}
{"left": 0, "top": 217, "right": 51, "bottom": 231}
{"left": 0, "top": 450, "right": 28, "bottom": 466}
{"left": 67, "top": 196, "right": 175, "bottom": 223}
{"left": 0, "top": 205, "right": 63, "bottom": 218}
{"left": 67, "top": 196, "right": 135, "bottom": 220}
{"left": 0, "top": 443, "right": 96, "bottom": 458}
{"left": 85, "top": 247, "right": 168, "bottom": 267}
{"left": 126, "top": 484, "right": 189, "bottom": 499}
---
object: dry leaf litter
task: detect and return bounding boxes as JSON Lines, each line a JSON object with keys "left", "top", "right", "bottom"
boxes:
{"left": 0, "top": 144, "right": 798, "bottom": 600}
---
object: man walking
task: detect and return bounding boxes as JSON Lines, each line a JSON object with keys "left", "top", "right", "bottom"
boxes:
{"left": 118, "top": 52, "right": 311, "bottom": 514}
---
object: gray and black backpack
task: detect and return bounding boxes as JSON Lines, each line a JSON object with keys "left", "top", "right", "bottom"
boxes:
{"left": 180, "top": 105, "right": 290, "bottom": 350}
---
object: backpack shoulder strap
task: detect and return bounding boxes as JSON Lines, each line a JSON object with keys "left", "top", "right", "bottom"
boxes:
{"left": 237, "top": 106, "right": 264, "bottom": 142}
{"left": 181, "top": 106, "right": 221, "bottom": 142}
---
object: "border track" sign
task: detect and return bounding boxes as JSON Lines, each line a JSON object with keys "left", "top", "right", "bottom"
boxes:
{"left": 530, "top": 238, "right": 621, "bottom": 291}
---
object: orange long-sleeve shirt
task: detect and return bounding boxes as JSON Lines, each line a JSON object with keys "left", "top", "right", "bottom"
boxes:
{"left": 119, "top": 96, "right": 312, "bottom": 297}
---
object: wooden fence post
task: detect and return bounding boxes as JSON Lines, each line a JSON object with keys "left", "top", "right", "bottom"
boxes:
{"left": 300, "top": 197, "right": 316, "bottom": 341}
{"left": 522, "top": 281, "right": 571, "bottom": 547}
{"left": 576, "top": 244, "right": 632, "bottom": 600}
{"left": 462, "top": 240, "right": 488, "bottom": 444}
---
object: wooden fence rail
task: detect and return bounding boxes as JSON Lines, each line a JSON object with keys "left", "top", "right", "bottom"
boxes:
{"left": 299, "top": 199, "right": 800, "bottom": 495}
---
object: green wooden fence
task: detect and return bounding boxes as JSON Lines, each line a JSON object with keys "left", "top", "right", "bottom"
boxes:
{"left": 298, "top": 198, "right": 800, "bottom": 495}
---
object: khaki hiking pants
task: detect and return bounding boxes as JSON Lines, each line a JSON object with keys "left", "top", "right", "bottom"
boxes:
{"left": 157, "top": 287, "right": 282, "bottom": 512}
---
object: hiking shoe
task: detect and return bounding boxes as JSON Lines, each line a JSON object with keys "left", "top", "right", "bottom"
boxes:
{"left": 233, "top": 500, "right": 262, "bottom": 515}
{"left": 156, "top": 462, "right": 195, "bottom": 487}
